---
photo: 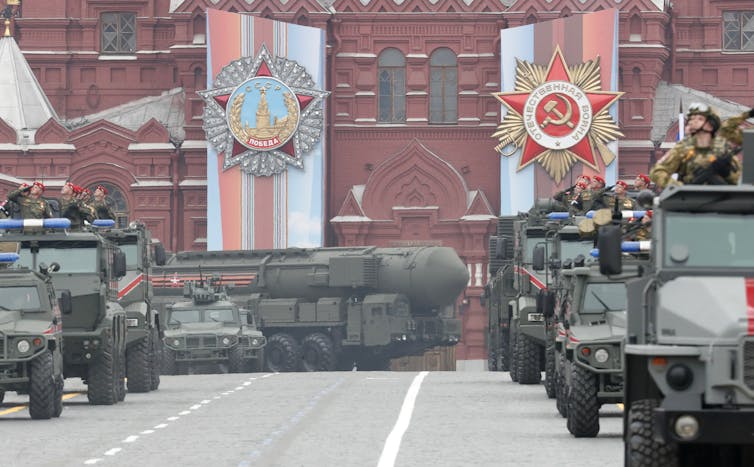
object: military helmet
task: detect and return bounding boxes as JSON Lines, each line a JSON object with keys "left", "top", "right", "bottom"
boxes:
{"left": 686, "top": 102, "right": 712, "bottom": 120}
{"left": 705, "top": 113, "right": 722, "bottom": 135}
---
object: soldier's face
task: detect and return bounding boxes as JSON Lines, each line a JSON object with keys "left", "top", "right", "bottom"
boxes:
{"left": 615, "top": 184, "right": 626, "bottom": 195}
{"left": 94, "top": 189, "right": 104, "bottom": 200}
{"left": 30, "top": 185, "right": 42, "bottom": 196}
{"left": 688, "top": 114, "right": 707, "bottom": 131}
{"left": 62, "top": 184, "right": 72, "bottom": 195}
{"left": 634, "top": 177, "right": 646, "bottom": 189}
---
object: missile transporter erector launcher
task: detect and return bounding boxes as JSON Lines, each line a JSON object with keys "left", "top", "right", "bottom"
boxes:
{"left": 101, "top": 223, "right": 166, "bottom": 393}
{"left": 152, "top": 246, "right": 468, "bottom": 371}
{"left": 0, "top": 252, "right": 67, "bottom": 419}
{"left": 1, "top": 218, "right": 128, "bottom": 405}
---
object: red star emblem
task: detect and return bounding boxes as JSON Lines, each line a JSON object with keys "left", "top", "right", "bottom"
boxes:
{"left": 494, "top": 47, "right": 622, "bottom": 171}
{"left": 212, "top": 60, "right": 315, "bottom": 160}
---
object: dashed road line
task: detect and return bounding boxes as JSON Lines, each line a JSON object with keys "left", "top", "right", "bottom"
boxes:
{"left": 377, "top": 371, "right": 428, "bottom": 467}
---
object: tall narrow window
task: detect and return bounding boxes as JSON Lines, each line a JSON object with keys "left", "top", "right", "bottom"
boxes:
{"left": 378, "top": 48, "right": 406, "bottom": 123}
{"left": 723, "top": 11, "right": 754, "bottom": 51}
{"left": 101, "top": 13, "right": 136, "bottom": 53}
{"left": 429, "top": 48, "right": 457, "bottom": 124}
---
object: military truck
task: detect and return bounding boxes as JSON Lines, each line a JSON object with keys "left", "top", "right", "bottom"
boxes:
{"left": 152, "top": 246, "right": 467, "bottom": 371}
{"left": 0, "top": 250, "right": 67, "bottom": 419}
{"left": 599, "top": 185, "right": 754, "bottom": 466}
{"left": 101, "top": 222, "right": 166, "bottom": 393}
{"left": 161, "top": 278, "right": 265, "bottom": 374}
{"left": 1, "top": 218, "right": 128, "bottom": 405}
{"left": 485, "top": 203, "right": 594, "bottom": 388}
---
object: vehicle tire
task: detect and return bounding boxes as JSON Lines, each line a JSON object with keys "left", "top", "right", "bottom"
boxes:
{"left": 300, "top": 333, "right": 336, "bottom": 372}
{"left": 115, "top": 346, "right": 126, "bottom": 402}
{"left": 264, "top": 333, "right": 300, "bottom": 372}
{"left": 517, "top": 333, "right": 542, "bottom": 384}
{"left": 499, "top": 328, "right": 511, "bottom": 372}
{"left": 488, "top": 349, "right": 498, "bottom": 372}
{"left": 567, "top": 364, "right": 600, "bottom": 437}
{"left": 162, "top": 348, "right": 177, "bottom": 375}
{"left": 0, "top": 390, "right": 4, "bottom": 403}
{"left": 150, "top": 328, "right": 161, "bottom": 390}
{"left": 29, "top": 350, "right": 55, "bottom": 419}
{"left": 87, "top": 342, "right": 116, "bottom": 405}
{"left": 544, "top": 336, "right": 556, "bottom": 399}
{"left": 228, "top": 345, "right": 245, "bottom": 373}
{"left": 126, "top": 336, "right": 151, "bottom": 393}
{"left": 509, "top": 325, "right": 520, "bottom": 382}
{"left": 555, "top": 351, "right": 568, "bottom": 418}
{"left": 53, "top": 375, "right": 64, "bottom": 418}
{"left": 627, "top": 399, "right": 679, "bottom": 467}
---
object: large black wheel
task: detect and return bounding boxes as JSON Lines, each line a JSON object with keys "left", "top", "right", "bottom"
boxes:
{"left": 509, "top": 325, "right": 520, "bottom": 382}
{"left": 228, "top": 345, "right": 245, "bottom": 373}
{"left": 567, "top": 364, "right": 600, "bottom": 437}
{"left": 149, "top": 328, "right": 161, "bottom": 390}
{"left": 161, "top": 347, "right": 177, "bottom": 375}
{"left": 115, "top": 346, "right": 126, "bottom": 402}
{"left": 499, "top": 328, "right": 511, "bottom": 372}
{"left": 301, "top": 333, "right": 336, "bottom": 372}
{"left": 126, "top": 336, "right": 151, "bottom": 393}
{"left": 627, "top": 399, "right": 678, "bottom": 467}
{"left": 29, "top": 350, "right": 56, "bottom": 419}
{"left": 87, "top": 340, "right": 116, "bottom": 405}
{"left": 516, "top": 333, "right": 542, "bottom": 384}
{"left": 544, "top": 335, "right": 556, "bottom": 399}
{"left": 0, "top": 390, "right": 4, "bottom": 403}
{"left": 53, "top": 375, "right": 63, "bottom": 418}
{"left": 264, "top": 333, "right": 300, "bottom": 372}
{"left": 555, "top": 351, "right": 568, "bottom": 418}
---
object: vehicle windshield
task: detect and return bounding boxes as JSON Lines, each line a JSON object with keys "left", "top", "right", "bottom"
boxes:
{"left": 559, "top": 239, "right": 595, "bottom": 263}
{"left": 119, "top": 243, "right": 138, "bottom": 268}
{"left": 664, "top": 213, "right": 754, "bottom": 268}
{"left": 169, "top": 309, "right": 201, "bottom": 325}
{"left": 168, "top": 307, "right": 237, "bottom": 325}
{"left": 0, "top": 286, "right": 42, "bottom": 311}
{"left": 206, "top": 308, "right": 237, "bottom": 323}
{"left": 17, "top": 241, "right": 98, "bottom": 273}
{"left": 583, "top": 282, "right": 626, "bottom": 313}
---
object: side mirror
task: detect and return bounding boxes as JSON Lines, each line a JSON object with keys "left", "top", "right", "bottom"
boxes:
{"left": 499, "top": 237, "right": 511, "bottom": 260}
{"left": 113, "top": 251, "right": 127, "bottom": 278}
{"left": 598, "top": 225, "right": 623, "bottom": 275}
{"left": 154, "top": 243, "right": 167, "bottom": 266}
{"left": 59, "top": 289, "right": 72, "bottom": 315}
{"left": 532, "top": 245, "right": 545, "bottom": 271}
{"left": 542, "top": 291, "right": 555, "bottom": 318}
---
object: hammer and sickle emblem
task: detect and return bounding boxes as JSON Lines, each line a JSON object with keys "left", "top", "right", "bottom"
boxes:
{"left": 540, "top": 94, "right": 575, "bottom": 129}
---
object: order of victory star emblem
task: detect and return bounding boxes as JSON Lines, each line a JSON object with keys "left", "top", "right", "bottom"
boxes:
{"left": 492, "top": 47, "right": 624, "bottom": 183}
{"left": 199, "top": 45, "right": 330, "bottom": 176}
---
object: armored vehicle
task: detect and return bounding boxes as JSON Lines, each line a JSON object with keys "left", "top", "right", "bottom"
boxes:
{"left": 1, "top": 218, "right": 128, "bottom": 405}
{"left": 101, "top": 222, "right": 166, "bottom": 393}
{"left": 161, "top": 278, "right": 265, "bottom": 374}
{"left": 0, "top": 251, "right": 68, "bottom": 419}
{"left": 153, "top": 246, "right": 467, "bottom": 372}
{"left": 599, "top": 185, "right": 754, "bottom": 466}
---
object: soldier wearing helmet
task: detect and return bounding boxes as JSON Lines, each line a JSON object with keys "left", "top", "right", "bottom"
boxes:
{"left": 650, "top": 103, "right": 741, "bottom": 188}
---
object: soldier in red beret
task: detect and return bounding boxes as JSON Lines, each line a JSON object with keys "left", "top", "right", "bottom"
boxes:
{"left": 7, "top": 180, "right": 52, "bottom": 219}
{"left": 92, "top": 184, "right": 116, "bottom": 220}
{"left": 634, "top": 174, "right": 650, "bottom": 191}
{"left": 59, "top": 181, "right": 93, "bottom": 229}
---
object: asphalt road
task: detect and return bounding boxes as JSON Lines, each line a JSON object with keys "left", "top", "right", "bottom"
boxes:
{"left": 0, "top": 371, "right": 622, "bottom": 467}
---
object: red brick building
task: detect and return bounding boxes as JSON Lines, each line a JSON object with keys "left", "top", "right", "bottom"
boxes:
{"left": 1, "top": 0, "right": 752, "bottom": 368}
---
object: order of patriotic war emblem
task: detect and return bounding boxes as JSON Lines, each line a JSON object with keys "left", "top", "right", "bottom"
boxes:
{"left": 199, "top": 45, "right": 330, "bottom": 177}
{"left": 524, "top": 81, "right": 592, "bottom": 150}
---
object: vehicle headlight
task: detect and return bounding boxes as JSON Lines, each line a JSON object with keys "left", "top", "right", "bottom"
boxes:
{"left": 251, "top": 338, "right": 259, "bottom": 346}
{"left": 594, "top": 348, "right": 610, "bottom": 363}
{"left": 17, "top": 339, "right": 31, "bottom": 354}
{"left": 172, "top": 338, "right": 181, "bottom": 346}
{"left": 222, "top": 337, "right": 231, "bottom": 346}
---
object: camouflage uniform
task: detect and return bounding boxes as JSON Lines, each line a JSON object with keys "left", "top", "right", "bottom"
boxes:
{"left": 7, "top": 188, "right": 52, "bottom": 219}
{"left": 59, "top": 197, "right": 93, "bottom": 229}
{"left": 606, "top": 195, "right": 636, "bottom": 210}
{"left": 90, "top": 199, "right": 116, "bottom": 220}
{"left": 650, "top": 135, "right": 741, "bottom": 188}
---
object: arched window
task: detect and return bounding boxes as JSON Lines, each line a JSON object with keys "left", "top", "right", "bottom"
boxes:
{"left": 378, "top": 48, "right": 406, "bottom": 123}
{"left": 88, "top": 182, "right": 128, "bottom": 227}
{"left": 193, "top": 14, "right": 206, "bottom": 44}
{"left": 429, "top": 48, "right": 457, "bottom": 124}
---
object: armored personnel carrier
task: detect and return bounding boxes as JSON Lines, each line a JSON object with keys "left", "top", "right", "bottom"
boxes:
{"left": 153, "top": 246, "right": 467, "bottom": 371}
{"left": 161, "top": 278, "right": 265, "bottom": 374}
{"left": 0, "top": 250, "right": 67, "bottom": 419}
{"left": 1, "top": 218, "right": 128, "bottom": 405}
{"left": 600, "top": 185, "right": 754, "bottom": 466}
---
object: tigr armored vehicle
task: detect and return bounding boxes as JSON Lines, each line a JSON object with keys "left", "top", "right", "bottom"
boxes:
{"left": 1, "top": 218, "right": 128, "bottom": 405}
{"left": 101, "top": 222, "right": 166, "bottom": 393}
{"left": 161, "top": 278, "right": 265, "bottom": 374}
{"left": 0, "top": 250, "right": 67, "bottom": 419}
{"left": 599, "top": 185, "right": 754, "bottom": 466}
{"left": 153, "top": 246, "right": 467, "bottom": 372}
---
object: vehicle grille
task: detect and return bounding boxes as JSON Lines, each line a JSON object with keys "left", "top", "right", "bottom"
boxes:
{"left": 744, "top": 340, "right": 754, "bottom": 390}
{"left": 0, "top": 336, "right": 5, "bottom": 359}
{"left": 186, "top": 335, "right": 218, "bottom": 348}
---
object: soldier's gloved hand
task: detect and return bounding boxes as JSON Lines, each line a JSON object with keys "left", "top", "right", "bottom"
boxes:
{"left": 710, "top": 156, "right": 732, "bottom": 177}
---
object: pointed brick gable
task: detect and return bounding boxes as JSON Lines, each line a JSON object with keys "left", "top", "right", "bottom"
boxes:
{"left": 136, "top": 118, "right": 170, "bottom": 143}
{"left": 336, "top": 188, "right": 366, "bottom": 217}
{"left": 362, "top": 138, "right": 468, "bottom": 220}
{"left": 0, "top": 118, "right": 16, "bottom": 144}
{"left": 35, "top": 118, "right": 69, "bottom": 144}
{"left": 465, "top": 190, "right": 495, "bottom": 217}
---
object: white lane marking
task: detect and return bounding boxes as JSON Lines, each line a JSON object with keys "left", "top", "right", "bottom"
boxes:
{"left": 167, "top": 416, "right": 180, "bottom": 421}
{"left": 179, "top": 410, "right": 191, "bottom": 415}
{"left": 213, "top": 396, "right": 221, "bottom": 400}
{"left": 189, "top": 404, "right": 201, "bottom": 410}
{"left": 104, "top": 448, "right": 121, "bottom": 456}
{"left": 154, "top": 424, "right": 168, "bottom": 429}
{"left": 377, "top": 371, "right": 428, "bottom": 467}
{"left": 243, "top": 381, "right": 251, "bottom": 386}
{"left": 235, "top": 386, "right": 244, "bottom": 390}
{"left": 261, "top": 373, "right": 274, "bottom": 378}
{"left": 123, "top": 436, "right": 139, "bottom": 443}
{"left": 84, "top": 459, "right": 102, "bottom": 465}
{"left": 140, "top": 430, "right": 155, "bottom": 435}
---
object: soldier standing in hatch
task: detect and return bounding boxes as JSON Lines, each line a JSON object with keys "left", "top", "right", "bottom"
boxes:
{"left": 7, "top": 181, "right": 52, "bottom": 219}
{"left": 650, "top": 103, "right": 741, "bottom": 188}
{"left": 606, "top": 181, "right": 636, "bottom": 210}
{"left": 58, "top": 182, "right": 93, "bottom": 229}
{"left": 91, "top": 185, "right": 116, "bottom": 220}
